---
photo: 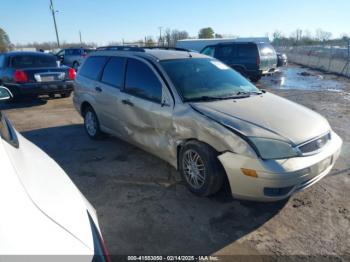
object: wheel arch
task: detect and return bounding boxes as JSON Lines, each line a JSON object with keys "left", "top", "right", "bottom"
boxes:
{"left": 80, "top": 101, "right": 93, "bottom": 117}
{"left": 176, "top": 138, "right": 221, "bottom": 171}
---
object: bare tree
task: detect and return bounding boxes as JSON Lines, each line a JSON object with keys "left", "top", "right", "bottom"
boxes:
{"left": 315, "top": 29, "right": 332, "bottom": 42}
{"left": 164, "top": 28, "right": 172, "bottom": 47}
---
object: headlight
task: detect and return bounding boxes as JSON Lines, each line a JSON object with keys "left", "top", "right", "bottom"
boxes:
{"left": 249, "top": 137, "right": 299, "bottom": 159}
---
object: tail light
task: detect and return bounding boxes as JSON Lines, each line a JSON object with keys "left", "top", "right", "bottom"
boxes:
{"left": 14, "top": 70, "right": 28, "bottom": 83}
{"left": 256, "top": 56, "right": 260, "bottom": 66}
{"left": 68, "top": 68, "right": 76, "bottom": 80}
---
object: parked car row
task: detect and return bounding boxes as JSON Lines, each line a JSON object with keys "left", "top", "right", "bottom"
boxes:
{"left": 0, "top": 41, "right": 288, "bottom": 101}
{"left": 56, "top": 47, "right": 94, "bottom": 71}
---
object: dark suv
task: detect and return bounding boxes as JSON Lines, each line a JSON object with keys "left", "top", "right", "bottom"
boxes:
{"left": 201, "top": 42, "right": 277, "bottom": 82}
{"left": 55, "top": 48, "right": 94, "bottom": 71}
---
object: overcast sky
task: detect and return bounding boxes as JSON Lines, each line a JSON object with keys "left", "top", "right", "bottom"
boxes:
{"left": 1, "top": 0, "right": 349, "bottom": 45}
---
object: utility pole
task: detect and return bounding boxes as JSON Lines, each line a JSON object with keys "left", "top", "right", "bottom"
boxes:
{"left": 79, "top": 31, "right": 82, "bottom": 45}
{"left": 158, "top": 26, "right": 162, "bottom": 46}
{"left": 49, "top": 0, "right": 60, "bottom": 48}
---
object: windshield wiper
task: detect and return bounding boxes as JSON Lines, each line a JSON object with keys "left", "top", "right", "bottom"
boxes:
{"left": 184, "top": 93, "right": 250, "bottom": 102}
{"left": 236, "top": 90, "right": 263, "bottom": 95}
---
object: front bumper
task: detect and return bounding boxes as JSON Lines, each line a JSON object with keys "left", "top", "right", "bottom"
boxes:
{"left": 218, "top": 131, "right": 343, "bottom": 201}
{"left": 7, "top": 81, "right": 74, "bottom": 96}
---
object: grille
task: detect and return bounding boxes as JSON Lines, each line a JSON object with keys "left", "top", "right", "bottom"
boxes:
{"left": 298, "top": 133, "right": 331, "bottom": 154}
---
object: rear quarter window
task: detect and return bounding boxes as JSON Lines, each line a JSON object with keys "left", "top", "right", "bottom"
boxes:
{"left": 215, "top": 45, "right": 236, "bottom": 60}
{"left": 72, "top": 49, "right": 82, "bottom": 55}
{"left": 237, "top": 44, "right": 258, "bottom": 58}
{"left": 78, "top": 56, "right": 108, "bottom": 80}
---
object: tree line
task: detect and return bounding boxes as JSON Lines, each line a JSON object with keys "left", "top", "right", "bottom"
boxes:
{"left": 272, "top": 29, "right": 349, "bottom": 47}
{"left": 1, "top": 26, "right": 349, "bottom": 52}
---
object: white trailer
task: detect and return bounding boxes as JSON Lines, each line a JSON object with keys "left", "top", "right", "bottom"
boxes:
{"left": 176, "top": 37, "right": 270, "bottom": 52}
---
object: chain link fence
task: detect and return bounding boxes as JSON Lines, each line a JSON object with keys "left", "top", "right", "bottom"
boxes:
{"left": 277, "top": 43, "right": 350, "bottom": 78}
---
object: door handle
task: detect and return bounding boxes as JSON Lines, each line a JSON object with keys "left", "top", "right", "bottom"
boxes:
{"left": 122, "top": 99, "right": 134, "bottom": 106}
{"left": 95, "top": 86, "right": 102, "bottom": 92}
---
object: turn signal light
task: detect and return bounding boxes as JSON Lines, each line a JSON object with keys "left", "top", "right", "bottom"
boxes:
{"left": 241, "top": 168, "right": 258, "bottom": 178}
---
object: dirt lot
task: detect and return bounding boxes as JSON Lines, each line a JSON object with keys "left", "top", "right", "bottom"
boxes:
{"left": 1, "top": 64, "right": 350, "bottom": 259}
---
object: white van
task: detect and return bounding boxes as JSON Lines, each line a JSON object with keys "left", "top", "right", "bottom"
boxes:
{"left": 176, "top": 37, "right": 269, "bottom": 52}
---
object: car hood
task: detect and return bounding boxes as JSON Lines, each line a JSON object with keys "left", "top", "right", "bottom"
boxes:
{"left": 2, "top": 130, "right": 94, "bottom": 251}
{"left": 191, "top": 92, "right": 330, "bottom": 145}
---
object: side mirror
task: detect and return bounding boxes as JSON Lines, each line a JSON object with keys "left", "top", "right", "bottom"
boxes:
{"left": 0, "top": 86, "right": 12, "bottom": 101}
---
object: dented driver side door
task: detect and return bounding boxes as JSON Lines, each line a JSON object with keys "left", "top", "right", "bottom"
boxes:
{"left": 116, "top": 57, "right": 174, "bottom": 160}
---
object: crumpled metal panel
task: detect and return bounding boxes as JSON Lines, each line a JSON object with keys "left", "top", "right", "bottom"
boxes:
{"left": 120, "top": 101, "right": 257, "bottom": 169}
{"left": 190, "top": 92, "right": 330, "bottom": 145}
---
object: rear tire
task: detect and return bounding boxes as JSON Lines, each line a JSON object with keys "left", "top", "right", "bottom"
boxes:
{"left": 83, "top": 106, "right": 103, "bottom": 140}
{"left": 179, "top": 141, "right": 225, "bottom": 197}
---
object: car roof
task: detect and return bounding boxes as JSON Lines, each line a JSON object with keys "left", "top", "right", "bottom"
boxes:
{"left": 92, "top": 48, "right": 208, "bottom": 61}
{"left": 208, "top": 41, "right": 259, "bottom": 47}
{"left": 5, "top": 51, "right": 55, "bottom": 57}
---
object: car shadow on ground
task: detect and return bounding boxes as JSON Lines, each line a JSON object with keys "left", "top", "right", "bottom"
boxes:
{"left": 22, "top": 124, "right": 288, "bottom": 255}
{"left": 0, "top": 96, "right": 48, "bottom": 110}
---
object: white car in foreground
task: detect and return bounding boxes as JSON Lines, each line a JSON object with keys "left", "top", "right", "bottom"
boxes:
{"left": 0, "top": 86, "right": 109, "bottom": 261}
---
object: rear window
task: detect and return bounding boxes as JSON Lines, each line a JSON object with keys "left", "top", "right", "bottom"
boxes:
{"left": 79, "top": 56, "right": 108, "bottom": 80}
{"left": 10, "top": 55, "right": 57, "bottom": 68}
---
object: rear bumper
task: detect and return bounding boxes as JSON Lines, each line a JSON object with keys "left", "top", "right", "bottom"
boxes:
{"left": 7, "top": 81, "right": 74, "bottom": 96}
{"left": 218, "top": 131, "right": 343, "bottom": 201}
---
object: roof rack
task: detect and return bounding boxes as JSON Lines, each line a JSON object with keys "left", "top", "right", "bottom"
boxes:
{"left": 96, "top": 45, "right": 145, "bottom": 52}
{"left": 95, "top": 45, "right": 195, "bottom": 53}
{"left": 144, "top": 46, "right": 193, "bottom": 52}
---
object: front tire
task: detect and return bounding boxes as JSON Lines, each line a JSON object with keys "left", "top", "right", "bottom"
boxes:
{"left": 84, "top": 106, "right": 103, "bottom": 139}
{"left": 179, "top": 141, "right": 225, "bottom": 197}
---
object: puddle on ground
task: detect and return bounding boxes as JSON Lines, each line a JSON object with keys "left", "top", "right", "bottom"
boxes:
{"left": 261, "top": 67, "right": 346, "bottom": 92}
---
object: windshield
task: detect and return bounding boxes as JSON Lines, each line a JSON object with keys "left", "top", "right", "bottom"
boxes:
{"left": 11, "top": 55, "right": 57, "bottom": 69}
{"left": 161, "top": 58, "right": 259, "bottom": 101}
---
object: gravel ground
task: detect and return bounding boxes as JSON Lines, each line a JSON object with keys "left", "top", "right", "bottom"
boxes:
{"left": 1, "top": 64, "right": 349, "bottom": 260}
